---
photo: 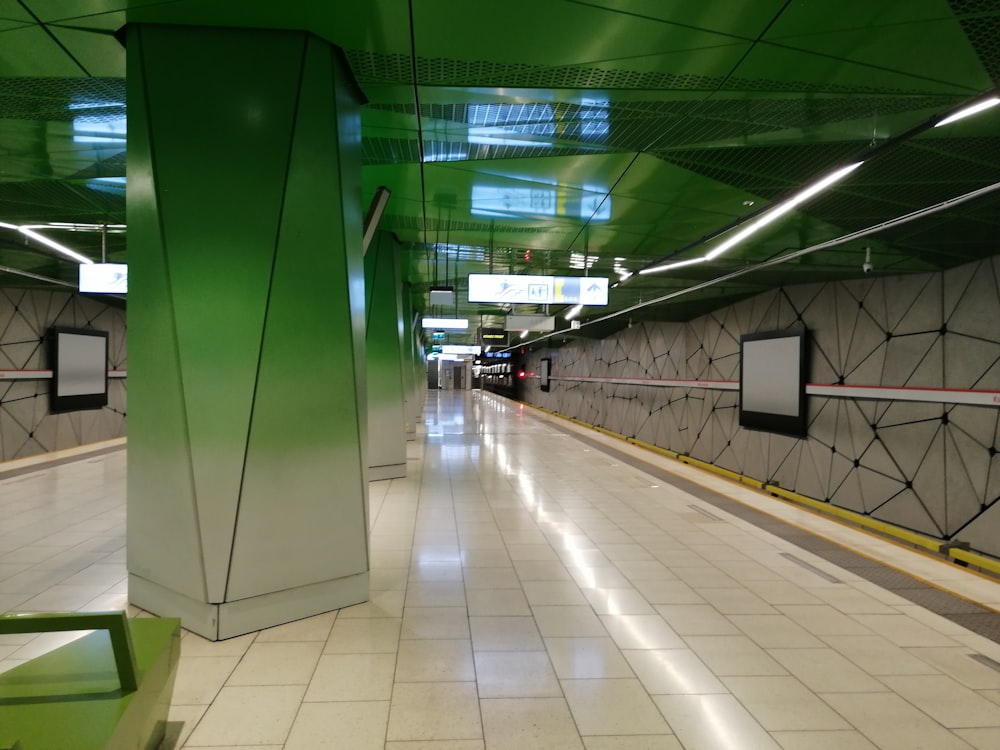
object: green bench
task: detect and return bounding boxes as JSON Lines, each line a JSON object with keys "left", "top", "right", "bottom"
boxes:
{"left": 0, "top": 611, "right": 180, "bottom": 750}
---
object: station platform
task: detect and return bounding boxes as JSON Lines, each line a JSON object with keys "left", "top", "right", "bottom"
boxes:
{"left": 2, "top": 389, "right": 1000, "bottom": 749}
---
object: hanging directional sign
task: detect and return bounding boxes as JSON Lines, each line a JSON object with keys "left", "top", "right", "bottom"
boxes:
{"left": 467, "top": 274, "right": 609, "bottom": 305}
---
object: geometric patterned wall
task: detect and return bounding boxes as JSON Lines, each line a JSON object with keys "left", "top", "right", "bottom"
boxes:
{"left": 525, "top": 254, "right": 1000, "bottom": 560}
{"left": 0, "top": 288, "right": 126, "bottom": 462}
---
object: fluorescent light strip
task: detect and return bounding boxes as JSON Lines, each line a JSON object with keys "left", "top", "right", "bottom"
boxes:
{"left": 564, "top": 304, "right": 583, "bottom": 320}
{"left": 704, "top": 162, "right": 862, "bottom": 261}
{"left": 935, "top": 97, "right": 1000, "bottom": 127}
{"left": 637, "top": 161, "right": 862, "bottom": 276}
{"left": 421, "top": 317, "right": 469, "bottom": 330}
{"left": 1, "top": 222, "right": 93, "bottom": 264}
{"left": 639, "top": 257, "right": 706, "bottom": 276}
{"left": 18, "top": 228, "right": 94, "bottom": 264}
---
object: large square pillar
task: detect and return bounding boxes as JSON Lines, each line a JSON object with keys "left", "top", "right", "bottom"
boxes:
{"left": 365, "top": 231, "right": 407, "bottom": 479}
{"left": 126, "top": 24, "right": 369, "bottom": 639}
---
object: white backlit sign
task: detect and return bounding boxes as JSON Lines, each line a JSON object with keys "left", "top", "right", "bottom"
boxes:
{"left": 79, "top": 263, "right": 128, "bottom": 293}
{"left": 468, "top": 274, "right": 608, "bottom": 305}
{"left": 421, "top": 318, "right": 469, "bottom": 330}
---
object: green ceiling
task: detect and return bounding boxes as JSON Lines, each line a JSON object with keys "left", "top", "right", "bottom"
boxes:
{"left": 1, "top": 0, "right": 998, "bottom": 344}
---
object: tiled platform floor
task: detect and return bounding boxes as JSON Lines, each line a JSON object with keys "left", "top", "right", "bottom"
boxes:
{"left": 3, "top": 390, "right": 1000, "bottom": 748}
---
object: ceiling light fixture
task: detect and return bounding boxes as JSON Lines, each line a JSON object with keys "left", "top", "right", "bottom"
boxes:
{"left": 639, "top": 257, "right": 706, "bottom": 276}
{"left": 637, "top": 162, "right": 863, "bottom": 276}
{"left": 0, "top": 222, "right": 93, "bottom": 264}
{"left": 421, "top": 317, "right": 468, "bottom": 330}
{"left": 703, "top": 161, "right": 863, "bottom": 261}
{"left": 564, "top": 304, "right": 583, "bottom": 320}
{"left": 935, "top": 96, "right": 1000, "bottom": 128}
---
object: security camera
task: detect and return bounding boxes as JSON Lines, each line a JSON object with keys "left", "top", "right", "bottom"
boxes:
{"left": 862, "top": 247, "right": 873, "bottom": 274}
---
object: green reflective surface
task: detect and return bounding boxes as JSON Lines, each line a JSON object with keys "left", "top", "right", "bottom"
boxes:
{"left": 0, "top": 0, "right": 998, "bottom": 340}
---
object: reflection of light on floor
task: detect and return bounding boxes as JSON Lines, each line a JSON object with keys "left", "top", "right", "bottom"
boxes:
{"left": 637, "top": 649, "right": 701, "bottom": 697}
{"left": 413, "top": 552, "right": 463, "bottom": 567}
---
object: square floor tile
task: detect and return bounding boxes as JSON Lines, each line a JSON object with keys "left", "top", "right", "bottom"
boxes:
{"left": 180, "top": 632, "right": 258, "bottom": 658}
{"left": 599, "top": 615, "right": 685, "bottom": 650}
{"left": 466, "top": 587, "right": 531, "bottom": 616}
{"left": 481, "top": 697, "right": 584, "bottom": 749}
{"left": 728, "top": 614, "right": 825, "bottom": 649}
{"left": 470, "top": 616, "right": 544, "bottom": 651}
{"left": 654, "top": 694, "right": 781, "bottom": 750}
{"left": 523, "top": 580, "right": 589, "bottom": 606}
{"left": 395, "top": 638, "right": 475, "bottom": 682}
{"left": 172, "top": 655, "right": 240, "bottom": 705}
{"left": 474, "top": 650, "right": 562, "bottom": 698}
{"left": 582, "top": 738, "right": 683, "bottom": 750}
{"left": 954, "top": 728, "right": 1000, "bottom": 750}
{"left": 386, "top": 682, "right": 483, "bottom": 741}
{"left": 562, "top": 678, "right": 671, "bottom": 736}
{"left": 532, "top": 606, "right": 608, "bottom": 637}
{"left": 338, "top": 589, "right": 406, "bottom": 618}
{"left": 821, "top": 635, "right": 941, "bottom": 676}
{"left": 722, "top": 675, "right": 850, "bottom": 730}
{"left": 654, "top": 604, "right": 740, "bottom": 636}
{"left": 771, "top": 730, "right": 878, "bottom": 749}
{"left": 584, "top": 588, "right": 656, "bottom": 615}
{"left": 284, "top": 700, "right": 389, "bottom": 750}
{"left": 225, "top": 641, "right": 323, "bottom": 686}
{"left": 324, "top": 617, "right": 401, "bottom": 653}
{"left": 405, "top": 580, "right": 467, "bottom": 607}
{"left": 545, "top": 637, "right": 633, "bottom": 679}
{"left": 464, "top": 568, "right": 522, "bottom": 589}
{"left": 684, "top": 635, "right": 787, "bottom": 676}
{"left": 821, "top": 692, "right": 974, "bottom": 750}
{"left": 513, "top": 560, "right": 574, "bottom": 582}
{"left": 255, "top": 611, "right": 337, "bottom": 642}
{"left": 305, "top": 652, "right": 396, "bottom": 701}
{"left": 768, "top": 648, "right": 888, "bottom": 693}
{"left": 402, "top": 606, "right": 470, "bottom": 639}
{"left": 386, "top": 742, "right": 484, "bottom": 749}
{"left": 184, "top": 685, "right": 305, "bottom": 746}
{"left": 623, "top": 649, "right": 727, "bottom": 695}
{"left": 880, "top": 674, "right": 1000, "bottom": 728}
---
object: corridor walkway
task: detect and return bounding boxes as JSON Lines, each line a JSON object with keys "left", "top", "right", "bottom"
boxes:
{"left": 2, "top": 389, "right": 1000, "bottom": 748}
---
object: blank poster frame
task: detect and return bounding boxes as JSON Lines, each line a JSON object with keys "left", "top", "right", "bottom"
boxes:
{"left": 48, "top": 327, "right": 109, "bottom": 414}
{"left": 540, "top": 358, "right": 552, "bottom": 392}
{"left": 738, "top": 327, "right": 809, "bottom": 438}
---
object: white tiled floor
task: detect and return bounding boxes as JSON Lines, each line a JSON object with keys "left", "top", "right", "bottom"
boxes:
{"left": 4, "top": 390, "right": 1000, "bottom": 748}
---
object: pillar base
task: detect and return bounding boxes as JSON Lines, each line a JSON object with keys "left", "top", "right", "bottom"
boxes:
{"left": 129, "top": 571, "right": 369, "bottom": 640}
{"left": 369, "top": 463, "right": 406, "bottom": 481}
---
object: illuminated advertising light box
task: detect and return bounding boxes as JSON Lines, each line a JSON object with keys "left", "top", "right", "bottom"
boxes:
{"left": 48, "top": 327, "right": 108, "bottom": 413}
{"left": 79, "top": 263, "right": 128, "bottom": 293}
{"left": 468, "top": 274, "right": 608, "bottom": 305}
{"left": 739, "top": 327, "right": 809, "bottom": 437}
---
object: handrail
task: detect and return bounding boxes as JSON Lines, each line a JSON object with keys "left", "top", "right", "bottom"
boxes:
{"left": 0, "top": 611, "right": 138, "bottom": 693}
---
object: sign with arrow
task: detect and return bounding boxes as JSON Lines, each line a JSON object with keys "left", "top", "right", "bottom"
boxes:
{"left": 468, "top": 274, "right": 608, "bottom": 305}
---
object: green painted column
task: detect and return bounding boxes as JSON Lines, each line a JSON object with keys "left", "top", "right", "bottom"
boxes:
{"left": 400, "top": 283, "right": 419, "bottom": 441}
{"left": 365, "top": 231, "right": 407, "bottom": 479}
{"left": 126, "top": 25, "right": 369, "bottom": 640}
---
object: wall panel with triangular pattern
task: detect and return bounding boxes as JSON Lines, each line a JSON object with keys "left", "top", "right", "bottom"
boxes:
{"left": 525, "top": 255, "right": 1000, "bottom": 559}
{"left": 0, "top": 289, "right": 125, "bottom": 462}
